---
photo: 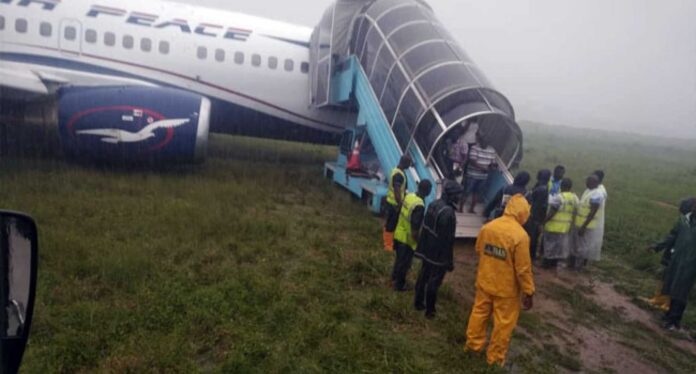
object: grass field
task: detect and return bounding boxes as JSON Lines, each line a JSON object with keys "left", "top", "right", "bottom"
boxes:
{"left": 1, "top": 122, "right": 695, "bottom": 372}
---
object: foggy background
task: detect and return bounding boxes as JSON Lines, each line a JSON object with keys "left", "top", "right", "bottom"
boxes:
{"left": 174, "top": 0, "right": 696, "bottom": 139}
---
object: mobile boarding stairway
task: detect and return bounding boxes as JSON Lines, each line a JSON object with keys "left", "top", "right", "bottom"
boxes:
{"left": 311, "top": 0, "right": 524, "bottom": 238}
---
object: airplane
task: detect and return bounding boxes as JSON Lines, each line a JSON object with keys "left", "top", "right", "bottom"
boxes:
{"left": 0, "top": 0, "right": 356, "bottom": 163}
{"left": 0, "top": 0, "right": 522, "bottom": 207}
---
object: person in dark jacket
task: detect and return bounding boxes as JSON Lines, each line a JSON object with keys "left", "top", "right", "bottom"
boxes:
{"left": 644, "top": 197, "right": 696, "bottom": 312}
{"left": 525, "top": 169, "right": 551, "bottom": 261}
{"left": 483, "top": 171, "right": 531, "bottom": 220}
{"left": 656, "top": 197, "right": 696, "bottom": 330}
{"left": 414, "top": 180, "right": 463, "bottom": 319}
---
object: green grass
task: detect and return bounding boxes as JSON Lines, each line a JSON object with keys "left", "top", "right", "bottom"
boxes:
{"left": 2, "top": 122, "right": 695, "bottom": 372}
{"left": 3, "top": 135, "right": 498, "bottom": 373}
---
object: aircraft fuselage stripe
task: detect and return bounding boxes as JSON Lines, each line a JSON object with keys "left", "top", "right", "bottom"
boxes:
{"left": 1, "top": 42, "right": 342, "bottom": 130}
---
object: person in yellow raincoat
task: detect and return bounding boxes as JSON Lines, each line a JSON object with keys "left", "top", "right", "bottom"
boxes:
{"left": 465, "top": 194, "right": 535, "bottom": 366}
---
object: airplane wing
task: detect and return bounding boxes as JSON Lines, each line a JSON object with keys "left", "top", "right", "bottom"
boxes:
{"left": 0, "top": 61, "right": 149, "bottom": 97}
{"left": 0, "top": 66, "right": 49, "bottom": 95}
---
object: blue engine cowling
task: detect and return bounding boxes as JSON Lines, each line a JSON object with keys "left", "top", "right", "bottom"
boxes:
{"left": 58, "top": 86, "right": 211, "bottom": 163}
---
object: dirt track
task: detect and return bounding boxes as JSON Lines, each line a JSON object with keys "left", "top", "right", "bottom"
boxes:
{"left": 448, "top": 241, "right": 696, "bottom": 373}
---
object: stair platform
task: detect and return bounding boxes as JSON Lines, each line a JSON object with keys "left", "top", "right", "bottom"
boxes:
{"left": 455, "top": 204, "right": 487, "bottom": 238}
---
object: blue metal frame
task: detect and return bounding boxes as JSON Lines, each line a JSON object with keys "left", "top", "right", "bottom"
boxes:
{"left": 324, "top": 56, "right": 437, "bottom": 213}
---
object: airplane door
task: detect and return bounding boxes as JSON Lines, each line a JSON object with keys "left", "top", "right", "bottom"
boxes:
{"left": 59, "top": 19, "right": 82, "bottom": 56}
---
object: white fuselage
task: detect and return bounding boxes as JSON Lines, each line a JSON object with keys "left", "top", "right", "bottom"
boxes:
{"left": 0, "top": 0, "right": 349, "bottom": 133}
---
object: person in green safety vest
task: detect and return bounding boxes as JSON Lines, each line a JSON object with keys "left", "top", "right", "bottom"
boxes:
{"left": 541, "top": 178, "right": 579, "bottom": 270}
{"left": 392, "top": 180, "right": 433, "bottom": 291}
{"left": 569, "top": 174, "right": 607, "bottom": 270}
{"left": 383, "top": 155, "right": 413, "bottom": 252}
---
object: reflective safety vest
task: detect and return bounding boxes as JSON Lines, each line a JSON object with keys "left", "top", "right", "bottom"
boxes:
{"left": 394, "top": 193, "right": 425, "bottom": 249}
{"left": 386, "top": 168, "right": 406, "bottom": 206}
{"left": 545, "top": 192, "right": 577, "bottom": 234}
{"left": 575, "top": 189, "right": 603, "bottom": 229}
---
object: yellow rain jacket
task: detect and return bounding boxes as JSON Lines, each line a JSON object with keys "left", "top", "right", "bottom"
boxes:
{"left": 474, "top": 194, "right": 535, "bottom": 298}
{"left": 466, "top": 194, "right": 536, "bottom": 366}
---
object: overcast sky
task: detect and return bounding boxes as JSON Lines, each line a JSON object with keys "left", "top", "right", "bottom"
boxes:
{"left": 174, "top": 0, "right": 696, "bottom": 138}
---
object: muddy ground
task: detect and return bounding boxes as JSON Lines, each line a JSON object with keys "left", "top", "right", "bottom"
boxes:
{"left": 448, "top": 241, "right": 696, "bottom": 373}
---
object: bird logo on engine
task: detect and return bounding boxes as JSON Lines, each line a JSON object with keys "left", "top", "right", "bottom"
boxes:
{"left": 76, "top": 118, "right": 190, "bottom": 144}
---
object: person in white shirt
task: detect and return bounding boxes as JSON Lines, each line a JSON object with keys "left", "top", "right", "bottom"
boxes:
{"left": 570, "top": 175, "right": 607, "bottom": 270}
{"left": 460, "top": 132, "right": 497, "bottom": 213}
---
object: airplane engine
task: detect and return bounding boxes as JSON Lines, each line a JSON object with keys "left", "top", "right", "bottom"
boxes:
{"left": 58, "top": 86, "right": 211, "bottom": 163}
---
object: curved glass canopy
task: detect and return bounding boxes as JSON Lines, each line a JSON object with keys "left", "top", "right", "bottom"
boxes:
{"left": 349, "top": 0, "right": 522, "bottom": 176}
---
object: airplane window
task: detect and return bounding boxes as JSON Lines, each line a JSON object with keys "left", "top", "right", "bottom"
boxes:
{"left": 85, "top": 29, "right": 97, "bottom": 44}
{"left": 301, "top": 62, "right": 310, "bottom": 74}
{"left": 141, "top": 38, "right": 152, "bottom": 52}
{"left": 64, "top": 26, "right": 76, "bottom": 40}
{"left": 40, "top": 22, "right": 52, "bottom": 37}
{"left": 15, "top": 18, "right": 28, "bottom": 34}
{"left": 268, "top": 56, "right": 278, "bottom": 70}
{"left": 104, "top": 32, "right": 116, "bottom": 47}
{"left": 159, "top": 41, "right": 170, "bottom": 55}
{"left": 284, "top": 59, "right": 294, "bottom": 72}
{"left": 234, "top": 52, "right": 244, "bottom": 65}
{"left": 0, "top": 16, "right": 4, "bottom": 31}
{"left": 122, "top": 35, "right": 134, "bottom": 49}
{"left": 215, "top": 49, "right": 225, "bottom": 62}
{"left": 197, "top": 46, "right": 207, "bottom": 60}
{"left": 251, "top": 54, "right": 261, "bottom": 67}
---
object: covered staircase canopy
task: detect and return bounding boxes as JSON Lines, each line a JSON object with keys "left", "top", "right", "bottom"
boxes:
{"left": 310, "top": 0, "right": 523, "bottom": 176}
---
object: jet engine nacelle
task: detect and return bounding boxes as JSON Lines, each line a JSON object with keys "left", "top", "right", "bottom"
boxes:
{"left": 58, "top": 86, "right": 211, "bottom": 163}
